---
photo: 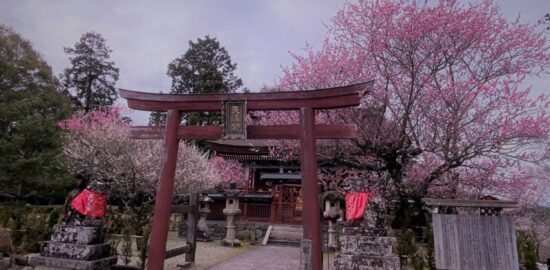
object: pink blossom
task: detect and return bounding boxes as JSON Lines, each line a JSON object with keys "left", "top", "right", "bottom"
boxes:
{"left": 270, "top": 0, "right": 550, "bottom": 203}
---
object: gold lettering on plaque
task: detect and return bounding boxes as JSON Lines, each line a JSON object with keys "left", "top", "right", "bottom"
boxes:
{"left": 230, "top": 105, "right": 241, "bottom": 133}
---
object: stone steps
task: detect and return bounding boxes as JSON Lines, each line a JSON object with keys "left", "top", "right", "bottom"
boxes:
{"left": 263, "top": 225, "right": 303, "bottom": 247}
{"left": 334, "top": 254, "right": 400, "bottom": 270}
{"left": 40, "top": 242, "right": 111, "bottom": 261}
{"left": 31, "top": 255, "right": 118, "bottom": 270}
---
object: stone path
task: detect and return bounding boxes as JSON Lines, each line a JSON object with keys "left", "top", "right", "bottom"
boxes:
{"left": 206, "top": 245, "right": 300, "bottom": 270}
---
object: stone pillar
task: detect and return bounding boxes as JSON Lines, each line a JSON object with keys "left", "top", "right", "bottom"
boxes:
{"left": 197, "top": 196, "right": 213, "bottom": 242}
{"left": 334, "top": 227, "right": 400, "bottom": 270}
{"left": 322, "top": 198, "right": 342, "bottom": 252}
{"left": 333, "top": 194, "right": 400, "bottom": 270}
{"left": 222, "top": 189, "right": 241, "bottom": 247}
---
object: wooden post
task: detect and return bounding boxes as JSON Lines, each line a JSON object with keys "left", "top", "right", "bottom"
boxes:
{"left": 299, "top": 107, "right": 321, "bottom": 270}
{"left": 270, "top": 187, "right": 277, "bottom": 223}
{"left": 147, "top": 110, "right": 181, "bottom": 270}
{"left": 184, "top": 193, "right": 198, "bottom": 265}
{"left": 243, "top": 202, "right": 248, "bottom": 220}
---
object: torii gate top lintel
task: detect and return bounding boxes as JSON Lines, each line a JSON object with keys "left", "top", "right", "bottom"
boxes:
{"left": 119, "top": 81, "right": 372, "bottom": 112}
{"left": 119, "top": 81, "right": 373, "bottom": 270}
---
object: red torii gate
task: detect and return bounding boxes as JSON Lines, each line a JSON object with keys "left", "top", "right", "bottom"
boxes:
{"left": 119, "top": 81, "right": 371, "bottom": 270}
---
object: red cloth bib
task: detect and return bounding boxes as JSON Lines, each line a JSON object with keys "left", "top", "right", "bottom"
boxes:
{"left": 71, "top": 189, "right": 107, "bottom": 218}
{"left": 345, "top": 192, "right": 370, "bottom": 221}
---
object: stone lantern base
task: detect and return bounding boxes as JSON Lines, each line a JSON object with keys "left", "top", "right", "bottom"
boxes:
{"left": 221, "top": 238, "right": 241, "bottom": 247}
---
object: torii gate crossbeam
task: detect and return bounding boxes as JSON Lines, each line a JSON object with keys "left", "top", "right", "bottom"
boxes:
{"left": 119, "top": 81, "right": 372, "bottom": 270}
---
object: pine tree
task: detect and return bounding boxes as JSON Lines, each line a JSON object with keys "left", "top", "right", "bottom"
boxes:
{"left": 62, "top": 32, "right": 119, "bottom": 112}
{"left": 150, "top": 36, "right": 243, "bottom": 125}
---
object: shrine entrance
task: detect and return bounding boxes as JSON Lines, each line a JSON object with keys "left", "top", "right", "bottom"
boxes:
{"left": 274, "top": 184, "right": 302, "bottom": 224}
{"left": 119, "top": 81, "right": 371, "bottom": 270}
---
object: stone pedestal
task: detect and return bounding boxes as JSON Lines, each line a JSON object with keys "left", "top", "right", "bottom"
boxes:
{"left": 333, "top": 227, "right": 400, "bottom": 270}
{"left": 29, "top": 224, "right": 117, "bottom": 270}
{"left": 221, "top": 194, "right": 241, "bottom": 247}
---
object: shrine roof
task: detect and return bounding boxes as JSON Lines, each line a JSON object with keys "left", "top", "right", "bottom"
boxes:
{"left": 207, "top": 139, "right": 276, "bottom": 148}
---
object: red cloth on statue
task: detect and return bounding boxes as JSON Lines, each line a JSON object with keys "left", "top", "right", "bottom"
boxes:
{"left": 345, "top": 192, "right": 370, "bottom": 221}
{"left": 71, "top": 189, "right": 107, "bottom": 217}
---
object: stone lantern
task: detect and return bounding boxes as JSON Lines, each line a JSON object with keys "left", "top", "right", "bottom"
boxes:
{"left": 322, "top": 192, "right": 344, "bottom": 251}
{"left": 197, "top": 196, "right": 213, "bottom": 242}
{"left": 222, "top": 183, "right": 242, "bottom": 247}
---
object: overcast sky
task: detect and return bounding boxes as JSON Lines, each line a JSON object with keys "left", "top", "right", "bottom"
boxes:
{"left": 1, "top": 0, "right": 549, "bottom": 124}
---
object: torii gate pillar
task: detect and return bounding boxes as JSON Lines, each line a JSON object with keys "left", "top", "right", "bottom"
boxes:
{"left": 147, "top": 110, "right": 181, "bottom": 269}
{"left": 299, "top": 106, "right": 321, "bottom": 270}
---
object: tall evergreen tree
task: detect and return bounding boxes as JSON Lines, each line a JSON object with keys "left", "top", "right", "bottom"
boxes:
{"left": 62, "top": 32, "right": 119, "bottom": 112}
{"left": 0, "top": 24, "right": 72, "bottom": 202}
{"left": 149, "top": 36, "right": 243, "bottom": 125}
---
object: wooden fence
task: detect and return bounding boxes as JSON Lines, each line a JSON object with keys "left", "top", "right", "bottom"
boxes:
{"left": 432, "top": 214, "right": 519, "bottom": 270}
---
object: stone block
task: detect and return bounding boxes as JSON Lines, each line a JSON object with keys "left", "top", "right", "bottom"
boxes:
{"left": 334, "top": 233, "right": 400, "bottom": 270}
{"left": 339, "top": 235, "right": 396, "bottom": 256}
{"left": 13, "top": 254, "right": 30, "bottom": 265}
{"left": 0, "top": 257, "right": 10, "bottom": 270}
{"left": 35, "top": 266, "right": 75, "bottom": 270}
{"left": 41, "top": 242, "right": 111, "bottom": 261}
{"left": 111, "top": 265, "right": 141, "bottom": 270}
{"left": 50, "top": 224, "right": 106, "bottom": 245}
{"left": 300, "top": 239, "right": 311, "bottom": 270}
{"left": 333, "top": 254, "right": 400, "bottom": 270}
{"left": 221, "top": 239, "right": 241, "bottom": 247}
{"left": 30, "top": 255, "right": 117, "bottom": 270}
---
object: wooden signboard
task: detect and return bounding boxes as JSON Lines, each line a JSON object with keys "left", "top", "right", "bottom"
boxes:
{"left": 222, "top": 100, "right": 247, "bottom": 139}
{"left": 432, "top": 214, "right": 519, "bottom": 270}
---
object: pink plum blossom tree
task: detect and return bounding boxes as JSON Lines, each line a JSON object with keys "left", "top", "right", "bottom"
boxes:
{"left": 271, "top": 0, "right": 550, "bottom": 206}
{"left": 210, "top": 157, "right": 246, "bottom": 189}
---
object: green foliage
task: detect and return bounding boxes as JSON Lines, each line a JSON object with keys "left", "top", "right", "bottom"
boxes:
{"left": 397, "top": 229, "right": 417, "bottom": 256}
{"left": 121, "top": 225, "right": 133, "bottom": 265}
{"left": 517, "top": 231, "right": 538, "bottom": 270}
{"left": 168, "top": 35, "right": 242, "bottom": 95}
{"left": 106, "top": 234, "right": 121, "bottom": 257}
{"left": 62, "top": 31, "right": 119, "bottom": 112}
{"left": 148, "top": 111, "right": 166, "bottom": 126}
{"left": 138, "top": 221, "right": 151, "bottom": 270}
{"left": 0, "top": 24, "right": 73, "bottom": 202}
{"left": 0, "top": 205, "right": 61, "bottom": 252}
{"left": 397, "top": 228, "right": 435, "bottom": 270}
{"left": 151, "top": 35, "right": 243, "bottom": 125}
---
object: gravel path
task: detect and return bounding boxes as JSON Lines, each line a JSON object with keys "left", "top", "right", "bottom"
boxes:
{"left": 111, "top": 231, "right": 254, "bottom": 269}
{"left": 155, "top": 232, "right": 253, "bottom": 270}
{"left": 163, "top": 240, "right": 253, "bottom": 270}
{"left": 205, "top": 245, "right": 300, "bottom": 270}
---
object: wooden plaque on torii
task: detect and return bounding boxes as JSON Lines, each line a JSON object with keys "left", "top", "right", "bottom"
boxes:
{"left": 119, "top": 81, "right": 372, "bottom": 270}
